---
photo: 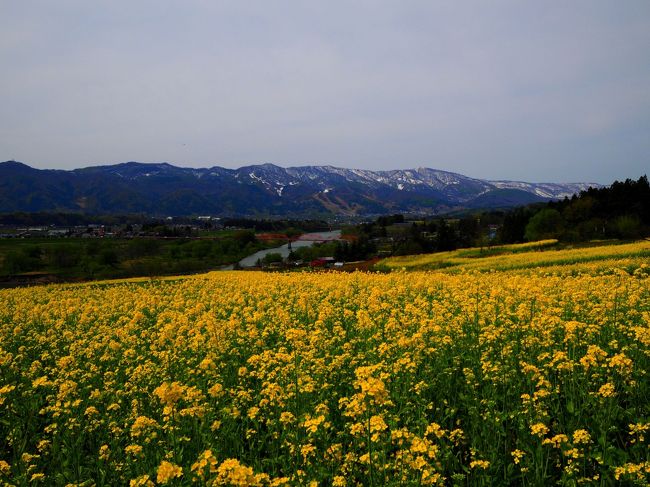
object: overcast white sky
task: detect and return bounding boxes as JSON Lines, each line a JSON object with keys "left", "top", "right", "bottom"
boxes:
{"left": 1, "top": 1, "right": 649, "bottom": 183}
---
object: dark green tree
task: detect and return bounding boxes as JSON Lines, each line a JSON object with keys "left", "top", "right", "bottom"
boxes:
{"left": 524, "top": 209, "right": 564, "bottom": 241}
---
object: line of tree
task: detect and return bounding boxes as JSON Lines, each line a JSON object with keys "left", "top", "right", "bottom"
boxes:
{"left": 0, "top": 212, "right": 155, "bottom": 226}
{"left": 220, "top": 218, "right": 330, "bottom": 232}
{"left": 500, "top": 175, "right": 649, "bottom": 242}
{"left": 0, "top": 213, "right": 331, "bottom": 233}
{"left": 351, "top": 213, "right": 501, "bottom": 256}
{"left": 1, "top": 231, "right": 265, "bottom": 279}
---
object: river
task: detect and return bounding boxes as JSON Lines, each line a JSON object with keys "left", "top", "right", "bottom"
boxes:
{"left": 236, "top": 230, "right": 342, "bottom": 268}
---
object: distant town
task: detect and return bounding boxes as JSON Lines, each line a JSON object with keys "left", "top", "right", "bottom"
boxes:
{"left": 0, "top": 216, "right": 225, "bottom": 239}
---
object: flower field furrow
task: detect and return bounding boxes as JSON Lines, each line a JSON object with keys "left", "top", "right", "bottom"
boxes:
{"left": 0, "top": 267, "right": 649, "bottom": 485}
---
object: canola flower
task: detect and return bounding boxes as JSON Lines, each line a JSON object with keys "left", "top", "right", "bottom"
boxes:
{"left": 380, "top": 239, "right": 650, "bottom": 274}
{"left": 0, "top": 245, "right": 648, "bottom": 485}
{"left": 156, "top": 461, "right": 182, "bottom": 484}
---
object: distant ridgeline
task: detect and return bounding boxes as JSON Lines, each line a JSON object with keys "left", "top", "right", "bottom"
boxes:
{"left": 0, "top": 160, "right": 597, "bottom": 217}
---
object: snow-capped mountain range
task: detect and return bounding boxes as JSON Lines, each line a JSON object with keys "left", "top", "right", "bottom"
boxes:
{"left": 0, "top": 161, "right": 599, "bottom": 216}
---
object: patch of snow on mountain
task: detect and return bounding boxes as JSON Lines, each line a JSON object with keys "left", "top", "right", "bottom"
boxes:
{"left": 490, "top": 180, "right": 598, "bottom": 199}
{"left": 249, "top": 172, "right": 267, "bottom": 185}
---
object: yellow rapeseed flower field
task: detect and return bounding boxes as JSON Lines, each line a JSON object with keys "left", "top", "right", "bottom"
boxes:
{"left": 380, "top": 240, "right": 650, "bottom": 274}
{"left": 0, "top": 241, "right": 649, "bottom": 485}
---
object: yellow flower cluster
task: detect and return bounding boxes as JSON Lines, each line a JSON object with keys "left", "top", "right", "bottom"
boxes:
{"left": 156, "top": 460, "right": 182, "bottom": 484}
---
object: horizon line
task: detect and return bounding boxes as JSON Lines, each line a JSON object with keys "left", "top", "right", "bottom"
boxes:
{"left": 0, "top": 159, "right": 611, "bottom": 186}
